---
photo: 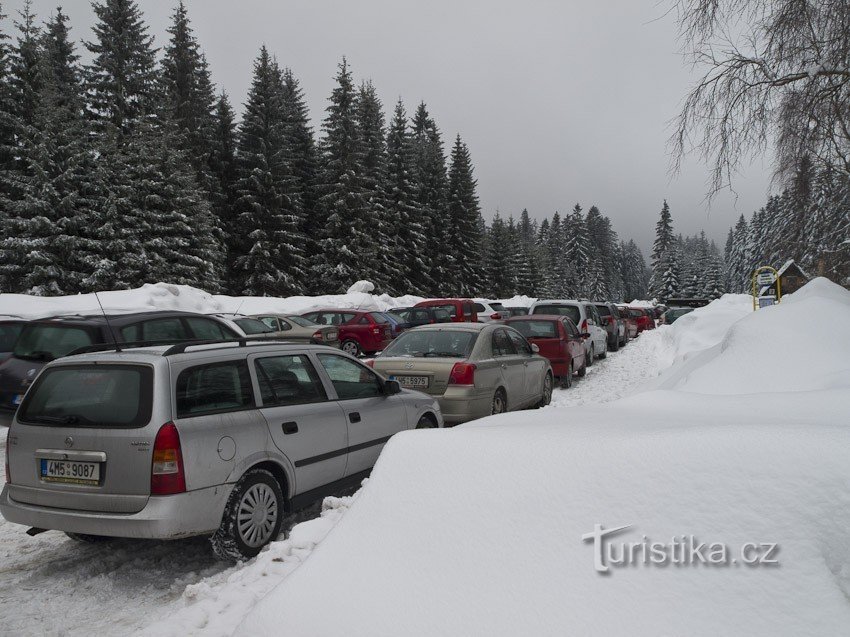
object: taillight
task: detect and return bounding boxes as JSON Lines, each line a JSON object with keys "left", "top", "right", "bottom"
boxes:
{"left": 4, "top": 426, "right": 10, "bottom": 483}
{"left": 581, "top": 319, "right": 588, "bottom": 332}
{"left": 151, "top": 422, "right": 186, "bottom": 495}
{"left": 448, "top": 362, "right": 476, "bottom": 386}
{"left": 312, "top": 329, "right": 324, "bottom": 341}
{"left": 490, "top": 312, "right": 502, "bottom": 320}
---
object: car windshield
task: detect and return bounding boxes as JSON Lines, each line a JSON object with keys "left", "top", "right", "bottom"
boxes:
{"left": 286, "top": 315, "right": 316, "bottom": 327}
{"left": 380, "top": 330, "right": 477, "bottom": 358}
{"left": 13, "top": 324, "right": 96, "bottom": 361}
{"left": 18, "top": 364, "right": 153, "bottom": 428}
{"left": 0, "top": 322, "right": 23, "bottom": 351}
{"left": 235, "top": 318, "right": 274, "bottom": 334}
{"left": 595, "top": 305, "right": 611, "bottom": 316}
{"left": 532, "top": 305, "right": 581, "bottom": 324}
{"left": 509, "top": 320, "right": 558, "bottom": 339}
{"left": 489, "top": 303, "right": 507, "bottom": 313}
{"left": 368, "top": 313, "right": 389, "bottom": 324}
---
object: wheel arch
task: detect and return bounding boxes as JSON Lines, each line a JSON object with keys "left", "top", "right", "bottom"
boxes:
{"left": 245, "top": 460, "right": 292, "bottom": 511}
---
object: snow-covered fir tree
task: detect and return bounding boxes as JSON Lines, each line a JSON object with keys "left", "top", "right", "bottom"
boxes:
{"left": 446, "top": 134, "right": 484, "bottom": 295}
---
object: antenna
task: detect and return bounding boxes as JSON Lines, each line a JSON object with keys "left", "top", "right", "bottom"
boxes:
{"left": 232, "top": 298, "right": 246, "bottom": 317}
{"left": 94, "top": 292, "right": 120, "bottom": 352}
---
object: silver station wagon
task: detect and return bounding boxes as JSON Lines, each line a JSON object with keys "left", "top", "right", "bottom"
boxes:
{"left": 0, "top": 340, "right": 442, "bottom": 560}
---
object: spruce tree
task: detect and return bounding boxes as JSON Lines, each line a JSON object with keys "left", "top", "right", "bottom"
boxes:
{"left": 562, "top": 203, "right": 591, "bottom": 297}
{"left": 446, "top": 134, "right": 484, "bottom": 295}
{"left": 649, "top": 200, "right": 677, "bottom": 299}
{"left": 353, "top": 80, "right": 385, "bottom": 288}
{"left": 210, "top": 91, "right": 239, "bottom": 288}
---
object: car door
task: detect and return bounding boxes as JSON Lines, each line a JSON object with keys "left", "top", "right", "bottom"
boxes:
{"left": 562, "top": 319, "right": 583, "bottom": 367}
{"left": 251, "top": 352, "right": 348, "bottom": 495}
{"left": 257, "top": 316, "right": 281, "bottom": 331}
{"left": 506, "top": 327, "right": 544, "bottom": 402}
{"left": 491, "top": 328, "right": 526, "bottom": 408}
{"left": 314, "top": 352, "right": 408, "bottom": 477}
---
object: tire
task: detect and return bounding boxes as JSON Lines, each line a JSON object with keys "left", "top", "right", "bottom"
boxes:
{"left": 559, "top": 362, "right": 573, "bottom": 389}
{"left": 598, "top": 341, "right": 607, "bottom": 359}
{"left": 491, "top": 388, "right": 507, "bottom": 415}
{"left": 586, "top": 346, "right": 594, "bottom": 367}
{"left": 537, "top": 373, "right": 553, "bottom": 407}
{"left": 609, "top": 334, "right": 620, "bottom": 352}
{"left": 340, "top": 339, "right": 362, "bottom": 357}
{"left": 210, "top": 469, "right": 284, "bottom": 562}
{"left": 65, "top": 532, "right": 111, "bottom": 543}
{"left": 416, "top": 413, "right": 437, "bottom": 429}
{"left": 577, "top": 355, "right": 587, "bottom": 377}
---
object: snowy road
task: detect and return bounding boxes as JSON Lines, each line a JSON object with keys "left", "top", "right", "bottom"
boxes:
{"left": 0, "top": 328, "right": 668, "bottom": 637}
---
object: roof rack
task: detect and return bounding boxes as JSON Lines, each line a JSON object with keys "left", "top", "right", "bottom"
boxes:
{"left": 162, "top": 337, "right": 294, "bottom": 356}
{"left": 69, "top": 338, "right": 211, "bottom": 356}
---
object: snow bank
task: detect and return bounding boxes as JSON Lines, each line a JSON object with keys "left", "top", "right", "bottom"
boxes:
{"left": 0, "top": 281, "right": 422, "bottom": 319}
{"left": 494, "top": 294, "right": 537, "bottom": 307}
{"left": 234, "top": 279, "right": 850, "bottom": 636}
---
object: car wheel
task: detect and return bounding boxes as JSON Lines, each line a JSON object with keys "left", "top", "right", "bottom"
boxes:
{"left": 416, "top": 414, "right": 437, "bottom": 429}
{"left": 340, "top": 339, "right": 362, "bottom": 357}
{"left": 491, "top": 388, "right": 507, "bottom": 415}
{"left": 577, "top": 355, "right": 587, "bottom": 377}
{"left": 598, "top": 341, "right": 607, "bottom": 359}
{"left": 537, "top": 373, "right": 553, "bottom": 407}
{"left": 586, "top": 347, "right": 594, "bottom": 367}
{"left": 610, "top": 334, "right": 619, "bottom": 352}
{"left": 210, "top": 469, "right": 284, "bottom": 562}
{"left": 559, "top": 362, "right": 573, "bottom": 389}
{"left": 65, "top": 532, "right": 112, "bottom": 543}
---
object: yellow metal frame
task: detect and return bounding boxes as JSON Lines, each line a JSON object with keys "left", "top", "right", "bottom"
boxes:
{"left": 751, "top": 265, "right": 781, "bottom": 310}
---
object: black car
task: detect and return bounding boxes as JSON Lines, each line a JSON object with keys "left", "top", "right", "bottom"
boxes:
{"left": 593, "top": 302, "right": 628, "bottom": 351}
{"left": 504, "top": 307, "right": 529, "bottom": 317}
{"left": 388, "top": 307, "right": 453, "bottom": 328}
{"left": 0, "top": 311, "right": 240, "bottom": 426}
{"left": 0, "top": 318, "right": 26, "bottom": 364}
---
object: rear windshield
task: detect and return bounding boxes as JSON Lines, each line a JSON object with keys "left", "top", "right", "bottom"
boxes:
{"left": 489, "top": 303, "right": 507, "bottom": 313}
{"left": 19, "top": 364, "right": 153, "bottom": 427}
{"left": 235, "top": 318, "right": 273, "bottom": 334}
{"left": 0, "top": 322, "right": 23, "bottom": 351}
{"left": 430, "top": 304, "right": 458, "bottom": 318}
{"left": 531, "top": 304, "right": 581, "bottom": 324}
{"left": 14, "top": 324, "right": 97, "bottom": 361}
{"left": 287, "top": 315, "right": 316, "bottom": 327}
{"left": 380, "top": 330, "right": 477, "bottom": 358}
{"left": 595, "top": 305, "right": 611, "bottom": 316}
{"left": 509, "top": 320, "right": 558, "bottom": 339}
{"left": 368, "top": 313, "right": 389, "bottom": 324}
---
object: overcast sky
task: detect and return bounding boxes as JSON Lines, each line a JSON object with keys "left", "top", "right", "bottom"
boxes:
{"left": 6, "top": 0, "right": 773, "bottom": 254}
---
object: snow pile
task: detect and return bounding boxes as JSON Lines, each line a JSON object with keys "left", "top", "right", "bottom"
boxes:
{"left": 139, "top": 495, "right": 356, "bottom": 637}
{"left": 0, "top": 281, "right": 422, "bottom": 319}
{"left": 232, "top": 278, "right": 850, "bottom": 636}
{"left": 494, "top": 294, "right": 537, "bottom": 307}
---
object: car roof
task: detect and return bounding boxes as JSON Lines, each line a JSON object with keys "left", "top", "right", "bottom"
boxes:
{"left": 505, "top": 314, "right": 568, "bottom": 321}
{"left": 408, "top": 322, "right": 490, "bottom": 332}
{"left": 416, "top": 298, "right": 473, "bottom": 304}
{"left": 302, "top": 308, "right": 366, "bottom": 314}
{"left": 532, "top": 299, "right": 582, "bottom": 305}
{"left": 26, "top": 310, "right": 216, "bottom": 327}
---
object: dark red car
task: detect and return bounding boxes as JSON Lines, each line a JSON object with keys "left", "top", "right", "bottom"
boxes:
{"left": 413, "top": 299, "right": 479, "bottom": 323}
{"left": 300, "top": 309, "right": 393, "bottom": 356}
{"left": 505, "top": 315, "right": 588, "bottom": 389}
{"left": 628, "top": 307, "right": 656, "bottom": 333}
{"left": 616, "top": 305, "right": 640, "bottom": 339}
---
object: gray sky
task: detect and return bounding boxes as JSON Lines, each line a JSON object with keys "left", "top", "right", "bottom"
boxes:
{"left": 6, "top": 0, "right": 773, "bottom": 254}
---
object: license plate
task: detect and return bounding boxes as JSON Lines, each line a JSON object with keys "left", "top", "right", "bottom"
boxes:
{"left": 40, "top": 459, "right": 100, "bottom": 485}
{"left": 327, "top": 331, "right": 338, "bottom": 340}
{"left": 395, "top": 375, "right": 429, "bottom": 389}
{"left": 12, "top": 394, "right": 23, "bottom": 405}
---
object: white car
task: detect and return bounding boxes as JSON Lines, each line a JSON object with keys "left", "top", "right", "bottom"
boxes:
{"left": 473, "top": 299, "right": 509, "bottom": 322}
{"left": 527, "top": 299, "right": 608, "bottom": 365}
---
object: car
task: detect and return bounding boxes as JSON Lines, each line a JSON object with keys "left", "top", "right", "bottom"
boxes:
{"left": 0, "top": 317, "right": 26, "bottom": 364}
{"left": 413, "top": 299, "right": 479, "bottom": 323}
{"left": 251, "top": 314, "right": 341, "bottom": 347}
{"left": 366, "top": 322, "right": 553, "bottom": 425}
{"left": 527, "top": 300, "right": 607, "bottom": 367}
{"left": 629, "top": 307, "right": 656, "bottom": 332}
{"left": 660, "top": 307, "right": 695, "bottom": 324}
{"left": 593, "top": 302, "right": 628, "bottom": 351}
{"left": 0, "top": 311, "right": 241, "bottom": 427}
{"left": 210, "top": 313, "right": 276, "bottom": 337}
{"left": 472, "top": 299, "right": 509, "bottom": 322}
{"left": 389, "top": 307, "right": 453, "bottom": 328}
{"left": 504, "top": 307, "right": 529, "bottom": 317}
{"left": 300, "top": 309, "right": 393, "bottom": 357}
{"left": 504, "top": 315, "right": 588, "bottom": 389}
{"left": 616, "top": 305, "right": 640, "bottom": 339}
{"left": 378, "top": 312, "right": 407, "bottom": 338}
{"left": 0, "top": 340, "right": 443, "bottom": 561}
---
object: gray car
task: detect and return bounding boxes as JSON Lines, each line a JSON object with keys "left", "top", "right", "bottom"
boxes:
{"left": 251, "top": 314, "right": 341, "bottom": 348}
{"left": 0, "top": 340, "right": 442, "bottom": 560}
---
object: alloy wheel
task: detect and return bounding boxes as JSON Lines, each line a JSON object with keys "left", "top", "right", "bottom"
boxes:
{"left": 237, "top": 483, "right": 279, "bottom": 548}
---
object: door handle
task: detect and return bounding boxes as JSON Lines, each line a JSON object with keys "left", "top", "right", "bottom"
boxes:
{"left": 349, "top": 412, "right": 361, "bottom": 423}
{"left": 500, "top": 363, "right": 507, "bottom": 369}
{"left": 281, "top": 421, "right": 298, "bottom": 434}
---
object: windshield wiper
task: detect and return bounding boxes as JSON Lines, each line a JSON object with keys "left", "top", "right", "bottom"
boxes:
{"left": 424, "top": 351, "right": 463, "bottom": 358}
{"left": 29, "top": 414, "right": 81, "bottom": 425}
{"left": 15, "top": 350, "right": 55, "bottom": 362}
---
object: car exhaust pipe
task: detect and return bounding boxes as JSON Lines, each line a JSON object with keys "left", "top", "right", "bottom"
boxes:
{"left": 26, "top": 527, "right": 48, "bottom": 537}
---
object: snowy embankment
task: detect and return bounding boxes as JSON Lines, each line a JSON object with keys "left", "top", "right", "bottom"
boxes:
{"left": 0, "top": 280, "right": 422, "bottom": 319}
{"left": 224, "top": 279, "right": 850, "bottom": 636}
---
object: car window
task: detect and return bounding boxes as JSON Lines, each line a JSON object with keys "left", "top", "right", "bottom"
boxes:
{"left": 610, "top": 306, "right": 621, "bottom": 319}
{"left": 302, "top": 312, "right": 319, "bottom": 322}
{"left": 473, "top": 303, "right": 486, "bottom": 313}
{"left": 258, "top": 317, "right": 280, "bottom": 330}
{"left": 492, "top": 329, "right": 516, "bottom": 356}
{"left": 176, "top": 360, "right": 254, "bottom": 417}
{"left": 235, "top": 317, "right": 274, "bottom": 335}
{"left": 13, "top": 324, "right": 95, "bottom": 360}
{"left": 433, "top": 309, "right": 452, "bottom": 322}
{"left": 276, "top": 319, "right": 292, "bottom": 331}
{"left": 358, "top": 316, "right": 370, "bottom": 325}
{"left": 507, "top": 329, "right": 532, "bottom": 355}
{"left": 510, "top": 320, "right": 557, "bottom": 339}
{"left": 432, "top": 304, "right": 458, "bottom": 318}
{"left": 381, "top": 330, "right": 477, "bottom": 358}
{"left": 0, "top": 322, "right": 23, "bottom": 351}
{"left": 463, "top": 303, "right": 474, "bottom": 318}
{"left": 368, "top": 313, "right": 388, "bottom": 324}
{"left": 316, "top": 354, "right": 383, "bottom": 400}
{"left": 287, "top": 316, "right": 316, "bottom": 328}
{"left": 255, "top": 355, "right": 327, "bottom": 406}
{"left": 531, "top": 304, "right": 581, "bottom": 325}
{"left": 19, "top": 364, "right": 153, "bottom": 428}
{"left": 490, "top": 303, "right": 507, "bottom": 313}
{"left": 186, "top": 317, "right": 230, "bottom": 340}
{"left": 123, "top": 317, "right": 188, "bottom": 342}
{"left": 595, "top": 305, "right": 611, "bottom": 317}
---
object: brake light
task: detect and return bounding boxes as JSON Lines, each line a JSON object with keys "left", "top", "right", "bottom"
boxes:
{"left": 151, "top": 422, "right": 186, "bottom": 495}
{"left": 581, "top": 319, "right": 588, "bottom": 332}
{"left": 4, "top": 427, "right": 10, "bottom": 483}
{"left": 448, "top": 362, "right": 476, "bottom": 386}
{"left": 490, "top": 312, "right": 502, "bottom": 320}
{"left": 312, "top": 330, "right": 324, "bottom": 341}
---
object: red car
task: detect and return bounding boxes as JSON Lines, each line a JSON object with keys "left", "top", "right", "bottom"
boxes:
{"left": 413, "top": 299, "right": 479, "bottom": 323}
{"left": 628, "top": 307, "right": 656, "bottom": 333}
{"left": 616, "top": 305, "right": 640, "bottom": 339}
{"left": 300, "top": 309, "right": 393, "bottom": 356}
{"left": 504, "top": 315, "right": 588, "bottom": 389}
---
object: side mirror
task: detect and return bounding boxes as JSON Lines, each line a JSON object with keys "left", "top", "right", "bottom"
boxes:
{"left": 530, "top": 343, "right": 540, "bottom": 354}
{"left": 581, "top": 332, "right": 591, "bottom": 339}
{"left": 384, "top": 379, "right": 401, "bottom": 395}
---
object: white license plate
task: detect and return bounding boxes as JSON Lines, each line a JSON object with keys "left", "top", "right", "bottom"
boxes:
{"left": 40, "top": 459, "right": 100, "bottom": 485}
{"left": 327, "top": 331, "right": 338, "bottom": 340}
{"left": 395, "top": 375, "right": 429, "bottom": 388}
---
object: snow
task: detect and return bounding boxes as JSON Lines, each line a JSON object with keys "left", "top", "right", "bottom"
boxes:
{"left": 0, "top": 281, "right": 422, "bottom": 319}
{"left": 234, "top": 279, "right": 850, "bottom": 636}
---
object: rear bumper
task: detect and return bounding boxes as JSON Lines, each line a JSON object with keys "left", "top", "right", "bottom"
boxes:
{"left": 0, "top": 483, "right": 232, "bottom": 539}
{"left": 437, "top": 387, "right": 492, "bottom": 425}
{"left": 547, "top": 359, "right": 570, "bottom": 377}
{"left": 365, "top": 338, "right": 393, "bottom": 354}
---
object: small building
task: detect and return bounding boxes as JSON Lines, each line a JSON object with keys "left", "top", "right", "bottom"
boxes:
{"left": 757, "top": 259, "right": 810, "bottom": 298}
